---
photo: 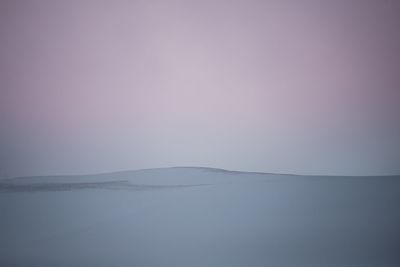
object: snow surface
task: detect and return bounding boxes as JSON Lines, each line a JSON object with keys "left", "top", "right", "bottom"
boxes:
{"left": 0, "top": 167, "right": 399, "bottom": 267}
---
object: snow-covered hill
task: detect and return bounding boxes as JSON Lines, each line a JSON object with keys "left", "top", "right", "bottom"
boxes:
{"left": 1, "top": 167, "right": 399, "bottom": 266}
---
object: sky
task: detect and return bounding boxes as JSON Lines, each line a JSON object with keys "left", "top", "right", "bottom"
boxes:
{"left": 1, "top": 0, "right": 399, "bottom": 177}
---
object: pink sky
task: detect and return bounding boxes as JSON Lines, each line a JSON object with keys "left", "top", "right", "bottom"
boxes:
{"left": 1, "top": 0, "right": 399, "bottom": 176}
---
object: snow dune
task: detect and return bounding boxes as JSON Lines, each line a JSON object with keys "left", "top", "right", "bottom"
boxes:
{"left": 1, "top": 167, "right": 399, "bottom": 267}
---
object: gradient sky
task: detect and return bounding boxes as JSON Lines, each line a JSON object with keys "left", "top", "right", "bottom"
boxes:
{"left": 1, "top": 0, "right": 400, "bottom": 177}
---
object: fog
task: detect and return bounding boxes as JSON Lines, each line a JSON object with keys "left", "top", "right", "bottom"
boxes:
{"left": 1, "top": 0, "right": 400, "bottom": 177}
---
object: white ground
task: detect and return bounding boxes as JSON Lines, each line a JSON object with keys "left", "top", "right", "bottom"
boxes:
{"left": 0, "top": 167, "right": 399, "bottom": 267}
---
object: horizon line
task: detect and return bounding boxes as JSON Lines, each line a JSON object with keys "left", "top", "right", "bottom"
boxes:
{"left": 5, "top": 166, "right": 400, "bottom": 180}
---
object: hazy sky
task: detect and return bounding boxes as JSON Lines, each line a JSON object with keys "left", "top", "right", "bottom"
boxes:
{"left": 1, "top": 0, "right": 399, "bottom": 177}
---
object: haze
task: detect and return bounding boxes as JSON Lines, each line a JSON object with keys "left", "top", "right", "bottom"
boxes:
{"left": 1, "top": 0, "right": 399, "bottom": 177}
